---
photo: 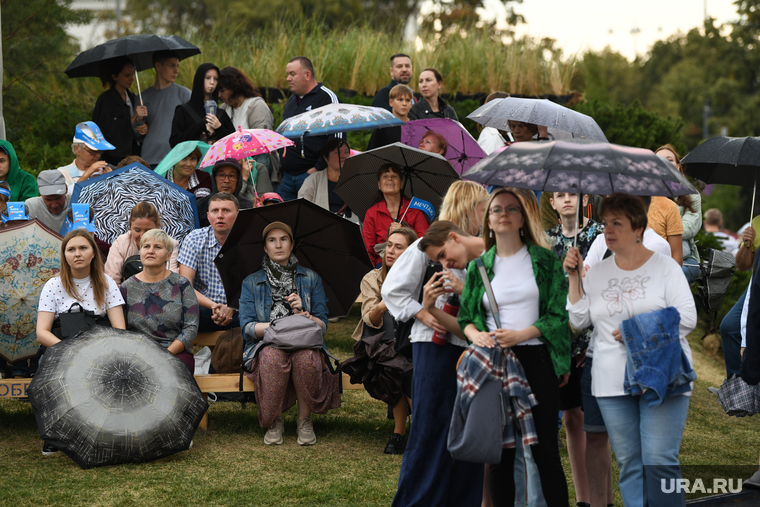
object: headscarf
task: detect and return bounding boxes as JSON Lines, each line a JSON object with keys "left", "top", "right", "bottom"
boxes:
{"left": 262, "top": 253, "right": 299, "bottom": 322}
{"left": 153, "top": 140, "right": 210, "bottom": 177}
{"left": 0, "top": 140, "right": 38, "bottom": 200}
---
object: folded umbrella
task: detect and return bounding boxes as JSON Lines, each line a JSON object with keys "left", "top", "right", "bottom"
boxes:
{"left": 215, "top": 199, "right": 372, "bottom": 316}
{"left": 28, "top": 326, "right": 208, "bottom": 469}
{"left": 0, "top": 220, "right": 61, "bottom": 364}
{"left": 467, "top": 97, "right": 608, "bottom": 142}
{"left": 342, "top": 332, "right": 413, "bottom": 405}
{"left": 400, "top": 118, "right": 487, "bottom": 175}
{"left": 716, "top": 374, "right": 760, "bottom": 417}
{"left": 335, "top": 142, "right": 461, "bottom": 221}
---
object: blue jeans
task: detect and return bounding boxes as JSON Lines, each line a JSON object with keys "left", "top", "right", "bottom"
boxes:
{"left": 682, "top": 256, "right": 700, "bottom": 284}
{"left": 392, "top": 342, "right": 483, "bottom": 507}
{"left": 597, "top": 394, "right": 689, "bottom": 507}
{"left": 720, "top": 288, "right": 746, "bottom": 377}
{"left": 522, "top": 441, "right": 548, "bottom": 507}
{"left": 278, "top": 172, "right": 311, "bottom": 201}
{"left": 199, "top": 306, "right": 240, "bottom": 333}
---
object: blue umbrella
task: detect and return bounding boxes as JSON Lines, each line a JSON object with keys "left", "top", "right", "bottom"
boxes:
{"left": 72, "top": 162, "right": 200, "bottom": 246}
{"left": 276, "top": 104, "right": 403, "bottom": 157}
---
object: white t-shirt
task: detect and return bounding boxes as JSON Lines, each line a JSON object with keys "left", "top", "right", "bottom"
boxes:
{"left": 567, "top": 252, "right": 697, "bottom": 397}
{"left": 38, "top": 275, "right": 124, "bottom": 317}
{"left": 483, "top": 245, "right": 542, "bottom": 345}
{"left": 583, "top": 227, "right": 672, "bottom": 358}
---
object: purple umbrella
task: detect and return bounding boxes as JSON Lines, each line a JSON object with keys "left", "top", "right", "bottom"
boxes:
{"left": 399, "top": 118, "right": 487, "bottom": 175}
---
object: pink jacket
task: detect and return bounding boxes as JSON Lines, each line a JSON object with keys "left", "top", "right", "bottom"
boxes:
{"left": 104, "top": 231, "right": 180, "bottom": 286}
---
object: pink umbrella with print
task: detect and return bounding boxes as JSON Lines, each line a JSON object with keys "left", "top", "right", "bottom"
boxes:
{"left": 200, "top": 128, "right": 295, "bottom": 167}
{"left": 200, "top": 128, "right": 295, "bottom": 205}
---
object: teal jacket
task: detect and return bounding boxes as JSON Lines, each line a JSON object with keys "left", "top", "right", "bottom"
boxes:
{"left": 458, "top": 243, "right": 571, "bottom": 376}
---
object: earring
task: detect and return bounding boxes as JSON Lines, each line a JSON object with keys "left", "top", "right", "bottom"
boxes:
{"left": 489, "top": 230, "right": 493, "bottom": 238}
{"left": 637, "top": 236, "right": 641, "bottom": 243}
{"left": 520, "top": 228, "right": 524, "bottom": 237}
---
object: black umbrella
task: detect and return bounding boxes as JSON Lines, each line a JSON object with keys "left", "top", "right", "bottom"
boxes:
{"left": 681, "top": 136, "right": 760, "bottom": 223}
{"left": 463, "top": 139, "right": 698, "bottom": 247}
{"left": 335, "top": 142, "right": 461, "bottom": 221}
{"left": 215, "top": 199, "right": 373, "bottom": 316}
{"left": 342, "top": 332, "right": 413, "bottom": 405}
{"left": 64, "top": 34, "right": 201, "bottom": 104}
{"left": 28, "top": 326, "right": 208, "bottom": 469}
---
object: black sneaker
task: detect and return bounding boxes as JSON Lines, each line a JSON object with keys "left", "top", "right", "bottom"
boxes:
{"left": 42, "top": 442, "right": 59, "bottom": 456}
{"left": 384, "top": 433, "right": 406, "bottom": 455}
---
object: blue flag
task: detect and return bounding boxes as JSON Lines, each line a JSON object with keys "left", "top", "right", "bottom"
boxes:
{"left": 408, "top": 197, "right": 436, "bottom": 222}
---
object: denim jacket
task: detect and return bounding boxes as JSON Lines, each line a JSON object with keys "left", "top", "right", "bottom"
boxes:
{"left": 620, "top": 307, "right": 697, "bottom": 407}
{"left": 239, "top": 264, "right": 329, "bottom": 363}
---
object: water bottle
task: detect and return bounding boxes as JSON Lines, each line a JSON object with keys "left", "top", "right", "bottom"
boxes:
{"left": 204, "top": 100, "right": 218, "bottom": 117}
{"left": 431, "top": 293, "right": 460, "bottom": 346}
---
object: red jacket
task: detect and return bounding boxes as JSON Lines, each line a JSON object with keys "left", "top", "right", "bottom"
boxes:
{"left": 363, "top": 197, "right": 430, "bottom": 266}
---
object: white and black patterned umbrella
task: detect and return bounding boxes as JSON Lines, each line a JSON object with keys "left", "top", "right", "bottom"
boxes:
{"left": 28, "top": 326, "right": 208, "bottom": 469}
{"left": 466, "top": 97, "right": 608, "bottom": 142}
{"left": 72, "top": 163, "right": 199, "bottom": 246}
{"left": 463, "top": 139, "right": 698, "bottom": 197}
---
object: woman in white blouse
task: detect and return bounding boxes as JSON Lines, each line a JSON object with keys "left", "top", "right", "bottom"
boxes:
{"left": 36, "top": 229, "right": 126, "bottom": 456}
{"left": 564, "top": 193, "right": 697, "bottom": 506}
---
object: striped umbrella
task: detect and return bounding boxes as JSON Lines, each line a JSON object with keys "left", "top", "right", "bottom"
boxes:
{"left": 71, "top": 163, "right": 199, "bottom": 246}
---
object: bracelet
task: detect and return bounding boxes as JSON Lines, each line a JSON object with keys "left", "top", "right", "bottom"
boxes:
{"left": 537, "top": 136, "right": 550, "bottom": 141}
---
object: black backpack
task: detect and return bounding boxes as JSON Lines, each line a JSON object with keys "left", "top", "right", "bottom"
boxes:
{"left": 121, "top": 255, "right": 144, "bottom": 282}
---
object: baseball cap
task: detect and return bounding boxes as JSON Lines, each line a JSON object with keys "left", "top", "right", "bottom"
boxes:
{"left": 37, "top": 170, "right": 67, "bottom": 196}
{"left": 262, "top": 221, "right": 293, "bottom": 241}
{"left": 73, "top": 121, "right": 115, "bottom": 151}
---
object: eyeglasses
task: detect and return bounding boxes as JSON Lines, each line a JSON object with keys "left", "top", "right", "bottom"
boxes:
{"left": 489, "top": 206, "right": 521, "bottom": 216}
{"left": 83, "top": 146, "right": 101, "bottom": 156}
{"left": 216, "top": 174, "right": 237, "bottom": 181}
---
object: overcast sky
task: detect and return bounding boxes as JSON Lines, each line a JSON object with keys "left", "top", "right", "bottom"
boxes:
{"left": 479, "top": 0, "right": 740, "bottom": 60}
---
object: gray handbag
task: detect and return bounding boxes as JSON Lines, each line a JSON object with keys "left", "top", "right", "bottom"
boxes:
{"left": 447, "top": 257, "right": 507, "bottom": 464}
{"left": 263, "top": 314, "right": 323, "bottom": 350}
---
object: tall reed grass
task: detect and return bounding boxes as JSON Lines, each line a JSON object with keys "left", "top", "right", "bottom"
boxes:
{"left": 166, "top": 17, "right": 576, "bottom": 97}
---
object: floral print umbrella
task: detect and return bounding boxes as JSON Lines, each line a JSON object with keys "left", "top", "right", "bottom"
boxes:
{"left": 0, "top": 220, "right": 61, "bottom": 363}
{"left": 199, "top": 128, "right": 294, "bottom": 168}
{"left": 276, "top": 104, "right": 403, "bottom": 138}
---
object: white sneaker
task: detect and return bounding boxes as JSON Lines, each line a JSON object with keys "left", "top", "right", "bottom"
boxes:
{"left": 264, "top": 415, "right": 284, "bottom": 445}
{"left": 296, "top": 417, "right": 316, "bottom": 446}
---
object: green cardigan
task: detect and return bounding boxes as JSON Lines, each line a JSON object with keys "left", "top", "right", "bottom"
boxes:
{"left": 458, "top": 243, "right": 571, "bottom": 376}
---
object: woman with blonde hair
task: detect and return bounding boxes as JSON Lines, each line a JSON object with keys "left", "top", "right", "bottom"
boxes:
{"left": 36, "top": 229, "right": 126, "bottom": 456}
{"left": 459, "top": 187, "right": 570, "bottom": 505}
{"left": 382, "top": 180, "right": 488, "bottom": 506}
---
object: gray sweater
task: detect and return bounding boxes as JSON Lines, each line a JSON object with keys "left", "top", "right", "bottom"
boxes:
{"left": 25, "top": 195, "right": 72, "bottom": 233}
{"left": 140, "top": 83, "right": 191, "bottom": 165}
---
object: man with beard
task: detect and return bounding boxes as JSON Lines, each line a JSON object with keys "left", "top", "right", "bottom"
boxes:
{"left": 372, "top": 54, "right": 417, "bottom": 112}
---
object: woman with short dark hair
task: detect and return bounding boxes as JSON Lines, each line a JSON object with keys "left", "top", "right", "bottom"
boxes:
{"left": 362, "top": 163, "right": 430, "bottom": 267}
{"left": 564, "top": 193, "right": 697, "bottom": 506}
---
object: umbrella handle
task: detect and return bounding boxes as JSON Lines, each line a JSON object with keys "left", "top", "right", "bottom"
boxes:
{"left": 134, "top": 66, "right": 143, "bottom": 106}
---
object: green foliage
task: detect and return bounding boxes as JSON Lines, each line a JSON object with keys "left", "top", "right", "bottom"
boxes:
{"left": 572, "top": 100, "right": 684, "bottom": 152}
{"left": 701, "top": 185, "right": 753, "bottom": 233}
{"left": 3, "top": 1, "right": 93, "bottom": 177}
{"left": 572, "top": 49, "right": 641, "bottom": 105}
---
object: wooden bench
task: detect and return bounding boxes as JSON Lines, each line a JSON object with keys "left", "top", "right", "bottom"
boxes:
{"left": 192, "top": 331, "right": 363, "bottom": 430}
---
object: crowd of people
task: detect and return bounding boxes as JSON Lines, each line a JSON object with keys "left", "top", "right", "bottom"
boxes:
{"left": 1, "top": 48, "right": 754, "bottom": 507}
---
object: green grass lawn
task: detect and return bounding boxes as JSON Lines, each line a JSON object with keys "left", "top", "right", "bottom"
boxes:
{"left": 1, "top": 306, "right": 757, "bottom": 506}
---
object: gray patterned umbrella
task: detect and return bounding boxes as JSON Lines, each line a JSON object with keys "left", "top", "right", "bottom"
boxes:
{"left": 71, "top": 162, "right": 199, "bottom": 247}
{"left": 466, "top": 97, "right": 608, "bottom": 142}
{"left": 463, "top": 139, "right": 698, "bottom": 197}
{"left": 28, "top": 326, "right": 208, "bottom": 469}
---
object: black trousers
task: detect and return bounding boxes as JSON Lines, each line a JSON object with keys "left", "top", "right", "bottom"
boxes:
{"left": 489, "top": 344, "right": 569, "bottom": 507}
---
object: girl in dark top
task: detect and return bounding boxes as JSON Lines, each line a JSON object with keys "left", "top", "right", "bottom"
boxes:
{"left": 170, "top": 63, "right": 235, "bottom": 147}
{"left": 92, "top": 57, "right": 148, "bottom": 165}
{"left": 408, "top": 68, "right": 458, "bottom": 121}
